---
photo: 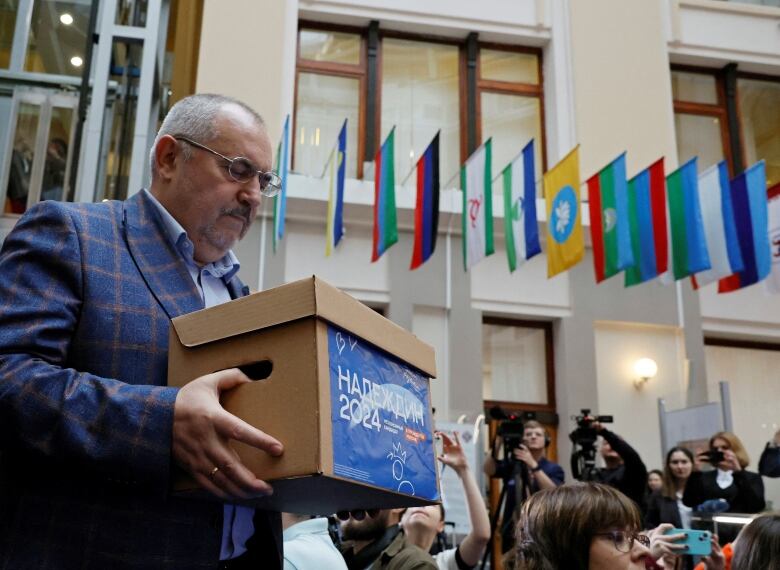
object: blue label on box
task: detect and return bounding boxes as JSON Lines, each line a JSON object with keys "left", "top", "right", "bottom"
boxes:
{"left": 328, "top": 323, "right": 439, "bottom": 501}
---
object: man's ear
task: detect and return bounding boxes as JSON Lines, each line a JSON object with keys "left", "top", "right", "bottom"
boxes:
{"left": 154, "top": 135, "right": 180, "bottom": 181}
{"left": 389, "top": 508, "right": 406, "bottom": 525}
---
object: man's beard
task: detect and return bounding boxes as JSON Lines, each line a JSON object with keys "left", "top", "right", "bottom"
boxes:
{"left": 200, "top": 205, "right": 252, "bottom": 252}
{"left": 340, "top": 511, "right": 390, "bottom": 542}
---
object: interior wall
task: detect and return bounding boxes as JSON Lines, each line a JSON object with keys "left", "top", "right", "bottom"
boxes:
{"left": 412, "top": 305, "right": 449, "bottom": 422}
{"left": 283, "top": 219, "right": 390, "bottom": 299}
{"left": 704, "top": 344, "right": 780, "bottom": 510}
{"left": 594, "top": 321, "right": 687, "bottom": 471}
{"left": 197, "top": 0, "right": 297, "bottom": 144}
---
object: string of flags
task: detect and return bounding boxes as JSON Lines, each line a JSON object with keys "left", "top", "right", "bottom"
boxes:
{"left": 273, "top": 114, "right": 779, "bottom": 295}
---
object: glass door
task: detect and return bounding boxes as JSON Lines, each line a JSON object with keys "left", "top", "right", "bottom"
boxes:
{"left": 1, "top": 88, "right": 78, "bottom": 215}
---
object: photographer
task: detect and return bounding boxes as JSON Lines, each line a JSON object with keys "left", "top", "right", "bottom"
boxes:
{"left": 683, "top": 431, "right": 764, "bottom": 515}
{"left": 591, "top": 422, "right": 649, "bottom": 511}
{"left": 484, "top": 420, "right": 564, "bottom": 553}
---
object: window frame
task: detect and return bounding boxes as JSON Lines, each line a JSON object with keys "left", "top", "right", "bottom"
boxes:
{"left": 376, "top": 28, "right": 465, "bottom": 174}
{"left": 671, "top": 64, "right": 735, "bottom": 175}
{"left": 482, "top": 316, "right": 556, "bottom": 414}
{"left": 476, "top": 42, "right": 547, "bottom": 172}
{"left": 293, "top": 22, "right": 546, "bottom": 183}
{"left": 295, "top": 20, "right": 368, "bottom": 179}
{"left": 734, "top": 70, "right": 780, "bottom": 186}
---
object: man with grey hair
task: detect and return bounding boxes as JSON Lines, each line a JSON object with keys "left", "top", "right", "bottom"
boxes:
{"left": 0, "top": 93, "right": 285, "bottom": 569}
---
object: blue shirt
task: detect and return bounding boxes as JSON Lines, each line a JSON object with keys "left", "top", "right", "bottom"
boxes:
{"left": 145, "top": 189, "right": 253, "bottom": 561}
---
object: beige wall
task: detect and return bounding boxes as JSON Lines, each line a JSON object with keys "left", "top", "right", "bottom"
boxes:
{"left": 570, "top": 0, "right": 678, "bottom": 181}
{"left": 594, "top": 321, "right": 688, "bottom": 470}
{"left": 197, "top": 0, "right": 298, "bottom": 143}
{"left": 705, "top": 345, "right": 780, "bottom": 510}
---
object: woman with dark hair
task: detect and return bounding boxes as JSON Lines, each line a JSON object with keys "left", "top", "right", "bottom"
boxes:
{"left": 515, "top": 482, "right": 651, "bottom": 569}
{"left": 647, "top": 447, "right": 695, "bottom": 529}
{"left": 647, "top": 469, "right": 664, "bottom": 494}
{"left": 683, "top": 432, "right": 765, "bottom": 515}
{"left": 731, "top": 513, "right": 780, "bottom": 570}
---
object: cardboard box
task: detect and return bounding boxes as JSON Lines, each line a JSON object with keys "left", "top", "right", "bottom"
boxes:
{"left": 167, "top": 276, "right": 440, "bottom": 514}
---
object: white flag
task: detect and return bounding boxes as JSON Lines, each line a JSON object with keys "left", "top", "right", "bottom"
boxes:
{"left": 461, "top": 139, "right": 494, "bottom": 270}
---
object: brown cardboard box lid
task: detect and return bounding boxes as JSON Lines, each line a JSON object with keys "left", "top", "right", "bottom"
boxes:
{"left": 170, "top": 276, "right": 437, "bottom": 378}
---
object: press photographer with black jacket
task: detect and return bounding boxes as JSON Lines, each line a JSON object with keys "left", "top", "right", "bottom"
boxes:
{"left": 591, "top": 422, "right": 648, "bottom": 511}
{"left": 683, "top": 431, "right": 765, "bottom": 514}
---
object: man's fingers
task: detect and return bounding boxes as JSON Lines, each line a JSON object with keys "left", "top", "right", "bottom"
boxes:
{"left": 213, "top": 411, "right": 283, "bottom": 456}
{"left": 205, "top": 450, "right": 274, "bottom": 498}
{"left": 436, "top": 431, "right": 454, "bottom": 447}
{"left": 211, "top": 367, "right": 252, "bottom": 391}
{"left": 193, "top": 471, "right": 230, "bottom": 501}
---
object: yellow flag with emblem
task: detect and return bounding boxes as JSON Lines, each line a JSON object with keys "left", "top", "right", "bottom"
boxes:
{"left": 544, "top": 146, "right": 584, "bottom": 277}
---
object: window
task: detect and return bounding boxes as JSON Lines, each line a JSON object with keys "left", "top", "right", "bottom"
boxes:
{"left": 294, "top": 27, "right": 365, "bottom": 179}
{"left": 738, "top": 77, "right": 780, "bottom": 187}
{"left": 671, "top": 69, "right": 731, "bottom": 173}
{"left": 482, "top": 317, "right": 555, "bottom": 410}
{"left": 293, "top": 23, "right": 545, "bottom": 188}
{"left": 380, "top": 38, "right": 460, "bottom": 186}
{"left": 0, "top": 0, "right": 18, "bottom": 69}
{"left": 478, "top": 47, "right": 545, "bottom": 193}
{"left": 25, "top": 0, "right": 91, "bottom": 77}
{"left": 671, "top": 66, "right": 780, "bottom": 186}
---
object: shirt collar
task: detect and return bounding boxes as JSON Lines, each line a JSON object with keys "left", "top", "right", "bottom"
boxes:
{"left": 143, "top": 189, "right": 240, "bottom": 281}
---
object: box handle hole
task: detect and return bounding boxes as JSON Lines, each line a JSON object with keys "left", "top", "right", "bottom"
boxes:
{"left": 238, "top": 360, "right": 273, "bottom": 381}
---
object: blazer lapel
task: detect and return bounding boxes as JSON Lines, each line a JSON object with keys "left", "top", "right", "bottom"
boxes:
{"left": 123, "top": 191, "right": 204, "bottom": 320}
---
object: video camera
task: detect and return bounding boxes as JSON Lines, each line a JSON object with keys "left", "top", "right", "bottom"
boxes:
{"left": 489, "top": 406, "right": 537, "bottom": 461}
{"left": 569, "top": 409, "right": 613, "bottom": 481}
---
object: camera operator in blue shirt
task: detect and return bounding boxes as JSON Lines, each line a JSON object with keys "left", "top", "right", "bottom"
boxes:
{"left": 484, "top": 420, "right": 564, "bottom": 553}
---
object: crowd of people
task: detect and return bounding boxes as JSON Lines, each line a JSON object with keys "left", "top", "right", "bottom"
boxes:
{"left": 0, "top": 92, "right": 777, "bottom": 569}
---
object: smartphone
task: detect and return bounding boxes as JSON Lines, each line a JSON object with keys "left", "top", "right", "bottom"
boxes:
{"left": 663, "top": 528, "right": 712, "bottom": 556}
{"left": 699, "top": 449, "right": 725, "bottom": 464}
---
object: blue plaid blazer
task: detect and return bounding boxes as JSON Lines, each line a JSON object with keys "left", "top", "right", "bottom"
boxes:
{"left": 0, "top": 191, "right": 281, "bottom": 569}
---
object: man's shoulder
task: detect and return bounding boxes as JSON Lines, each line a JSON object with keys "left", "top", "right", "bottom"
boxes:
{"left": 380, "top": 533, "right": 437, "bottom": 569}
{"left": 22, "top": 198, "right": 123, "bottom": 229}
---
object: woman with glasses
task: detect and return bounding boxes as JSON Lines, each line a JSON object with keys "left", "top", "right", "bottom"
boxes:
{"left": 515, "top": 482, "right": 651, "bottom": 569}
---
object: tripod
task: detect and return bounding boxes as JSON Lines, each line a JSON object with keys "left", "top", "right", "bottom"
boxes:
{"left": 571, "top": 442, "right": 600, "bottom": 482}
{"left": 480, "top": 439, "right": 532, "bottom": 569}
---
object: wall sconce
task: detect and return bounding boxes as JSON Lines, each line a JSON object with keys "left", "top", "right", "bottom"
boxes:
{"left": 633, "top": 357, "right": 657, "bottom": 390}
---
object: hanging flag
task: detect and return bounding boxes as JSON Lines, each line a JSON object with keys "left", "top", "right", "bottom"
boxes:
{"left": 461, "top": 139, "right": 494, "bottom": 270}
{"left": 544, "top": 146, "right": 584, "bottom": 278}
{"left": 764, "top": 182, "right": 780, "bottom": 294}
{"left": 372, "top": 128, "right": 397, "bottom": 262}
{"left": 625, "top": 158, "right": 668, "bottom": 287}
{"left": 325, "top": 120, "right": 347, "bottom": 257}
{"left": 502, "top": 140, "right": 540, "bottom": 273}
{"left": 666, "top": 158, "right": 710, "bottom": 280}
{"left": 719, "top": 161, "right": 771, "bottom": 293}
{"left": 410, "top": 132, "right": 440, "bottom": 270}
{"left": 272, "top": 114, "right": 290, "bottom": 253}
{"left": 691, "top": 161, "right": 743, "bottom": 288}
{"left": 587, "top": 152, "right": 633, "bottom": 283}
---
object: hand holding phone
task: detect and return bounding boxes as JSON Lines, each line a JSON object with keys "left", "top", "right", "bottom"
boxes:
{"left": 662, "top": 528, "right": 712, "bottom": 556}
{"left": 698, "top": 449, "right": 725, "bottom": 464}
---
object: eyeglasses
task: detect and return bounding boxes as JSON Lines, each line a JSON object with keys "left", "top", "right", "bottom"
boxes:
{"left": 174, "top": 136, "right": 282, "bottom": 198}
{"left": 336, "top": 509, "right": 380, "bottom": 522}
{"left": 593, "top": 531, "right": 650, "bottom": 553}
